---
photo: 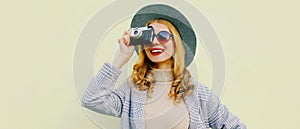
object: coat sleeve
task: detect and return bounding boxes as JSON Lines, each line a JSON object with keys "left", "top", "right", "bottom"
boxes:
{"left": 206, "top": 87, "right": 247, "bottom": 129}
{"left": 81, "top": 63, "right": 127, "bottom": 117}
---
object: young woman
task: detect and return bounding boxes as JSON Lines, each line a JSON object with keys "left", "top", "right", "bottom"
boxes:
{"left": 81, "top": 4, "right": 246, "bottom": 129}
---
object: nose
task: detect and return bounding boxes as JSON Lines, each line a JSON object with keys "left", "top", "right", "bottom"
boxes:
{"left": 151, "top": 36, "right": 160, "bottom": 46}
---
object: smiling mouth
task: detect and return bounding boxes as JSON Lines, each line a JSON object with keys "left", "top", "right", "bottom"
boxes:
{"left": 150, "top": 49, "right": 164, "bottom": 56}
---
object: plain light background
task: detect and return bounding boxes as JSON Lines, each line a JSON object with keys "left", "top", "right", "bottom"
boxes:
{"left": 1, "top": 0, "right": 299, "bottom": 129}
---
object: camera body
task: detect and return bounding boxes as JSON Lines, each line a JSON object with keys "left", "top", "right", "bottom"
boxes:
{"left": 129, "top": 26, "right": 154, "bottom": 46}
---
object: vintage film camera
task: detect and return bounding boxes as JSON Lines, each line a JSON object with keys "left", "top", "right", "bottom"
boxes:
{"left": 129, "top": 26, "right": 154, "bottom": 46}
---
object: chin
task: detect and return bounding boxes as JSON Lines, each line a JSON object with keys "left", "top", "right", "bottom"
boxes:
{"left": 146, "top": 50, "right": 173, "bottom": 64}
{"left": 149, "top": 56, "right": 172, "bottom": 63}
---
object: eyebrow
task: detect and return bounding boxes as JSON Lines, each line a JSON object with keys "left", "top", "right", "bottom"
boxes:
{"left": 153, "top": 29, "right": 171, "bottom": 34}
{"left": 148, "top": 25, "right": 170, "bottom": 33}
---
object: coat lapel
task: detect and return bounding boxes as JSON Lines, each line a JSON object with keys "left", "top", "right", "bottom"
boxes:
{"left": 184, "top": 89, "right": 208, "bottom": 129}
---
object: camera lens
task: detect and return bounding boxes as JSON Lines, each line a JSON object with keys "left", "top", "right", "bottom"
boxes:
{"left": 130, "top": 28, "right": 142, "bottom": 39}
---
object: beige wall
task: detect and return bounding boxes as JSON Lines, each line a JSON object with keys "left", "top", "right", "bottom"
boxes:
{"left": 1, "top": 0, "right": 299, "bottom": 129}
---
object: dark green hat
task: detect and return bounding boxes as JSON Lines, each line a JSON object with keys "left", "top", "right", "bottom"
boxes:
{"left": 130, "top": 4, "right": 196, "bottom": 66}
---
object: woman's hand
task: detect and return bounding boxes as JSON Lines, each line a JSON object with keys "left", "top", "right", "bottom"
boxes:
{"left": 112, "top": 30, "right": 135, "bottom": 69}
{"left": 118, "top": 30, "right": 135, "bottom": 57}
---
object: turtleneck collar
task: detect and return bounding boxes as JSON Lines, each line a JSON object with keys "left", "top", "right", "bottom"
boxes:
{"left": 151, "top": 69, "right": 174, "bottom": 82}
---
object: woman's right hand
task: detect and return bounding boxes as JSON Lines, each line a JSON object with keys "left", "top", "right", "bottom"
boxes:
{"left": 112, "top": 30, "right": 135, "bottom": 69}
{"left": 118, "top": 30, "right": 135, "bottom": 58}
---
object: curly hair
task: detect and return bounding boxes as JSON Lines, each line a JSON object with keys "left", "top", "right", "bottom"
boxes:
{"left": 130, "top": 19, "right": 194, "bottom": 103}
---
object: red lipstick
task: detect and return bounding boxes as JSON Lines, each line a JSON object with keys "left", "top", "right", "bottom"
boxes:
{"left": 150, "top": 48, "right": 164, "bottom": 56}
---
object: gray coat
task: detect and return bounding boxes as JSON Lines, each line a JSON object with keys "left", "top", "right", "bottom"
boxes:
{"left": 81, "top": 63, "right": 246, "bottom": 129}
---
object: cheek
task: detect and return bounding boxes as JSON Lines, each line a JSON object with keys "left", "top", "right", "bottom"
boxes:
{"left": 145, "top": 49, "right": 151, "bottom": 57}
{"left": 166, "top": 42, "right": 175, "bottom": 54}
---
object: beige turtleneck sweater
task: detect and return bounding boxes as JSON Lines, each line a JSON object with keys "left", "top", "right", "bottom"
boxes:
{"left": 145, "top": 69, "right": 189, "bottom": 129}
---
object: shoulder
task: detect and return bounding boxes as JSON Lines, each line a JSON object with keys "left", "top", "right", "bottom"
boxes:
{"left": 190, "top": 78, "right": 212, "bottom": 102}
{"left": 115, "top": 77, "right": 140, "bottom": 93}
{"left": 189, "top": 78, "right": 224, "bottom": 113}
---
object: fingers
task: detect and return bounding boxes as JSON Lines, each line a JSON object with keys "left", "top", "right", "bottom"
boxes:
{"left": 123, "top": 30, "right": 130, "bottom": 46}
{"left": 118, "top": 30, "right": 131, "bottom": 46}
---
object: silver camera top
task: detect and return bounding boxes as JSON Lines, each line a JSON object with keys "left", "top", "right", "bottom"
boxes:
{"left": 129, "top": 27, "right": 151, "bottom": 39}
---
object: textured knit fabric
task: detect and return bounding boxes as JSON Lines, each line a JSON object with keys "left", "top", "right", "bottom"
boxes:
{"left": 145, "top": 69, "right": 189, "bottom": 129}
{"left": 81, "top": 63, "right": 247, "bottom": 129}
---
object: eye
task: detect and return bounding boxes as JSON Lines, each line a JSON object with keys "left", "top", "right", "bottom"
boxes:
{"left": 158, "top": 31, "right": 171, "bottom": 41}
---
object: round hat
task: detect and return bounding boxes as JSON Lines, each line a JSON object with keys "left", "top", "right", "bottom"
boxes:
{"left": 130, "top": 4, "right": 196, "bottom": 66}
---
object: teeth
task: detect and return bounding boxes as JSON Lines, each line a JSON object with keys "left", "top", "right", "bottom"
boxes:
{"left": 152, "top": 49, "right": 163, "bottom": 53}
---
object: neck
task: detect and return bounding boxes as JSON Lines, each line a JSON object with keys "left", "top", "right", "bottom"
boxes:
{"left": 152, "top": 68, "right": 174, "bottom": 82}
{"left": 154, "top": 58, "right": 173, "bottom": 69}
